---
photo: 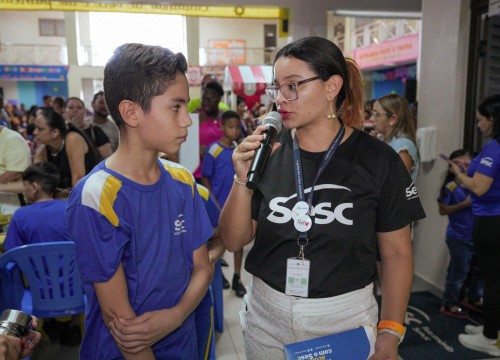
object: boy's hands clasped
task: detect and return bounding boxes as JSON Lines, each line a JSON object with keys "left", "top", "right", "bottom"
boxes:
{"left": 109, "top": 308, "right": 183, "bottom": 354}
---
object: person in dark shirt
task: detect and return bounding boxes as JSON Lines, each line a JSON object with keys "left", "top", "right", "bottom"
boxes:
{"left": 219, "top": 36, "right": 425, "bottom": 359}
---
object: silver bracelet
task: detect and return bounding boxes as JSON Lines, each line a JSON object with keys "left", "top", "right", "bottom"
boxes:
{"left": 233, "top": 174, "right": 247, "bottom": 186}
{"left": 377, "top": 328, "right": 403, "bottom": 344}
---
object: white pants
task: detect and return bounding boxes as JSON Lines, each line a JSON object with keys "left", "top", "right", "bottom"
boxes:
{"left": 240, "top": 276, "right": 378, "bottom": 360}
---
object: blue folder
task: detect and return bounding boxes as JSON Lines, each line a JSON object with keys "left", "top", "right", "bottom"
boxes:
{"left": 284, "top": 326, "right": 376, "bottom": 360}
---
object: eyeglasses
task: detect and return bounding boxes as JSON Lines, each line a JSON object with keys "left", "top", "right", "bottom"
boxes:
{"left": 371, "top": 110, "right": 392, "bottom": 118}
{"left": 265, "top": 76, "right": 321, "bottom": 102}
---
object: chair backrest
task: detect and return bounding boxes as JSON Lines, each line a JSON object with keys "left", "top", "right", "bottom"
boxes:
{"left": 0, "top": 242, "right": 85, "bottom": 318}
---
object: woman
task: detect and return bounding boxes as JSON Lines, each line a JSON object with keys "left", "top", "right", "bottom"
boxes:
{"left": 64, "top": 97, "right": 112, "bottom": 159}
{"left": 453, "top": 94, "right": 500, "bottom": 357}
{"left": 219, "top": 37, "right": 425, "bottom": 359}
{"left": 372, "top": 94, "right": 419, "bottom": 182}
{"left": 34, "top": 107, "right": 99, "bottom": 189}
{"left": 192, "top": 82, "right": 225, "bottom": 180}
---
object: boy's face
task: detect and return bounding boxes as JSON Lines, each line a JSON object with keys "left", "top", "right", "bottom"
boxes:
{"left": 222, "top": 117, "right": 241, "bottom": 142}
{"left": 137, "top": 73, "right": 192, "bottom": 155}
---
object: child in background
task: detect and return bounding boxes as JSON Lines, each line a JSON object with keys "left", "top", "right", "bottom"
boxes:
{"left": 201, "top": 110, "right": 247, "bottom": 297}
{"left": 4, "top": 162, "right": 82, "bottom": 346}
{"left": 66, "top": 43, "right": 214, "bottom": 359}
{"left": 437, "top": 149, "right": 482, "bottom": 317}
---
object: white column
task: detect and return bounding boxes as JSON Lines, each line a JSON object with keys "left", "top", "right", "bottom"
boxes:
{"left": 185, "top": 16, "right": 200, "bottom": 65}
{"left": 413, "top": 0, "right": 471, "bottom": 294}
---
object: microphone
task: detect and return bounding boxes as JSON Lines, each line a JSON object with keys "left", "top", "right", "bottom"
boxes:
{"left": 246, "top": 111, "right": 283, "bottom": 190}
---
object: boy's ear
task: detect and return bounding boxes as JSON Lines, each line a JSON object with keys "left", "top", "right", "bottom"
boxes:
{"left": 119, "top": 100, "right": 140, "bottom": 128}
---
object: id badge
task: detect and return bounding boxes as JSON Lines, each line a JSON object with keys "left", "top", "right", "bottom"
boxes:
{"left": 285, "top": 257, "right": 310, "bottom": 298}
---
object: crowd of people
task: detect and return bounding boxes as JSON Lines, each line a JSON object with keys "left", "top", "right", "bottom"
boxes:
{"left": 0, "top": 36, "right": 498, "bottom": 360}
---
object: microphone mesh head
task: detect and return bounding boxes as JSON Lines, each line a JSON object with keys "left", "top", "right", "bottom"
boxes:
{"left": 262, "top": 111, "right": 283, "bottom": 133}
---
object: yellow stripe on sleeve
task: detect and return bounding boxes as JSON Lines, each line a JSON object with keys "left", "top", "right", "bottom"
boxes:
{"left": 81, "top": 171, "right": 121, "bottom": 227}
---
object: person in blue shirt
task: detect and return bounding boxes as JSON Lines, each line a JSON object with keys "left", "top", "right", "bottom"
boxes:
{"left": 4, "top": 162, "right": 69, "bottom": 250}
{"left": 66, "top": 43, "right": 214, "bottom": 359}
{"left": 193, "top": 183, "right": 225, "bottom": 360}
{"left": 450, "top": 94, "right": 500, "bottom": 357}
{"left": 437, "top": 149, "right": 482, "bottom": 318}
{"left": 4, "top": 162, "right": 82, "bottom": 346}
{"left": 202, "top": 110, "right": 247, "bottom": 297}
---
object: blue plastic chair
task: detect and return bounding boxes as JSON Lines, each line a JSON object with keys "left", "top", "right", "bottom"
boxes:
{"left": 0, "top": 242, "right": 85, "bottom": 318}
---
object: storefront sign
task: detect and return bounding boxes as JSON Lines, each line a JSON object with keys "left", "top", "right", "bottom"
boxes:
{"left": 0, "top": 65, "right": 68, "bottom": 80}
{"left": 206, "top": 40, "right": 246, "bottom": 66}
{"left": 352, "top": 34, "right": 419, "bottom": 70}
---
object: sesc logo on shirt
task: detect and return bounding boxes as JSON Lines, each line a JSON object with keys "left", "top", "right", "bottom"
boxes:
{"left": 406, "top": 183, "right": 419, "bottom": 200}
{"left": 174, "top": 214, "right": 186, "bottom": 235}
{"left": 267, "top": 184, "right": 354, "bottom": 226}
{"left": 480, "top": 157, "right": 493, "bottom": 167}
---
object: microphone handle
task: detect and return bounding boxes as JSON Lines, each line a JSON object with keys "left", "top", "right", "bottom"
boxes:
{"left": 246, "top": 129, "right": 276, "bottom": 190}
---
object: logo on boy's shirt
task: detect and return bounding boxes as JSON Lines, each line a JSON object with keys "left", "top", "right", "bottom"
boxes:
{"left": 174, "top": 214, "right": 186, "bottom": 235}
{"left": 406, "top": 183, "right": 419, "bottom": 200}
{"left": 480, "top": 157, "right": 493, "bottom": 167}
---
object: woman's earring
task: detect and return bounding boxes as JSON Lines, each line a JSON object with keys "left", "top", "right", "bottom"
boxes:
{"left": 327, "top": 99, "right": 336, "bottom": 120}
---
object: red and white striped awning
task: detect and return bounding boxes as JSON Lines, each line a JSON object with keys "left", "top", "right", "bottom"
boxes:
{"left": 223, "top": 65, "right": 273, "bottom": 96}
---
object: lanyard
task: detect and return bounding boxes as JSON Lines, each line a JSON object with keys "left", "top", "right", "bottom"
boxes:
{"left": 292, "top": 123, "right": 345, "bottom": 257}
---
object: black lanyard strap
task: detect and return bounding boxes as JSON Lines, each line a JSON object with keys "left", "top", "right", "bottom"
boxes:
{"left": 292, "top": 123, "right": 345, "bottom": 244}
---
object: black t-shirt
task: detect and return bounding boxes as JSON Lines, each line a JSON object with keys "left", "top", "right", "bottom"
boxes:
{"left": 84, "top": 125, "right": 110, "bottom": 148}
{"left": 47, "top": 130, "right": 99, "bottom": 189}
{"left": 247, "top": 129, "right": 426, "bottom": 298}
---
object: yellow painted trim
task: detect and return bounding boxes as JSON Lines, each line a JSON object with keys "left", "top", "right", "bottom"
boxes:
{"left": 278, "top": 7, "right": 289, "bottom": 37}
{"left": 0, "top": 1, "right": 287, "bottom": 21}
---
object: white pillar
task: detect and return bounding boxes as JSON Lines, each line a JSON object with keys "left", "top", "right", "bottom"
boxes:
{"left": 413, "top": 0, "right": 471, "bottom": 294}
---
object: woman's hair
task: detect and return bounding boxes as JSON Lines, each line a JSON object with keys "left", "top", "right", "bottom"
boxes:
{"left": 39, "top": 106, "right": 99, "bottom": 160}
{"left": 477, "top": 94, "right": 500, "bottom": 140}
{"left": 439, "top": 149, "right": 471, "bottom": 199}
{"left": 39, "top": 106, "right": 68, "bottom": 136}
{"left": 377, "top": 94, "right": 416, "bottom": 143}
{"left": 104, "top": 43, "right": 188, "bottom": 128}
{"left": 22, "top": 162, "right": 60, "bottom": 196}
{"left": 273, "top": 36, "right": 364, "bottom": 129}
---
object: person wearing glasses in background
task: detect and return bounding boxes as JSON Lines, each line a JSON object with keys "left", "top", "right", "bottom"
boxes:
{"left": 219, "top": 36, "right": 425, "bottom": 360}
{"left": 371, "top": 94, "right": 419, "bottom": 183}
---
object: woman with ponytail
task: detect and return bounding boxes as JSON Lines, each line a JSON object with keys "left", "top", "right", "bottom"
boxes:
{"left": 452, "top": 94, "right": 500, "bottom": 357}
{"left": 219, "top": 36, "right": 425, "bottom": 359}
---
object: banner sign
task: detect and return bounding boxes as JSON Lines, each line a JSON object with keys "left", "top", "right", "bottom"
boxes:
{"left": 371, "top": 64, "right": 417, "bottom": 82}
{"left": 0, "top": 65, "right": 68, "bottom": 81}
{"left": 351, "top": 34, "right": 419, "bottom": 70}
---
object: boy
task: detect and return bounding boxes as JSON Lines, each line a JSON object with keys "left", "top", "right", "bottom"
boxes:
{"left": 201, "top": 111, "right": 247, "bottom": 297}
{"left": 5, "top": 162, "right": 82, "bottom": 346}
{"left": 66, "top": 43, "right": 214, "bottom": 359}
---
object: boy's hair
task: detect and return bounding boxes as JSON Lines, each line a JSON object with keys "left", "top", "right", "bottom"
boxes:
{"left": 222, "top": 110, "right": 240, "bottom": 125}
{"left": 103, "top": 43, "right": 188, "bottom": 128}
{"left": 439, "top": 148, "right": 471, "bottom": 199}
{"left": 22, "top": 162, "right": 60, "bottom": 195}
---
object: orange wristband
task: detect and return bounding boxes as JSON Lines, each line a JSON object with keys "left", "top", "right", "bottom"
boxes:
{"left": 377, "top": 320, "right": 405, "bottom": 336}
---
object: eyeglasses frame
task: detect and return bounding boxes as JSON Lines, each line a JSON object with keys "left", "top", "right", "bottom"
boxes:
{"left": 265, "top": 76, "right": 321, "bottom": 102}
